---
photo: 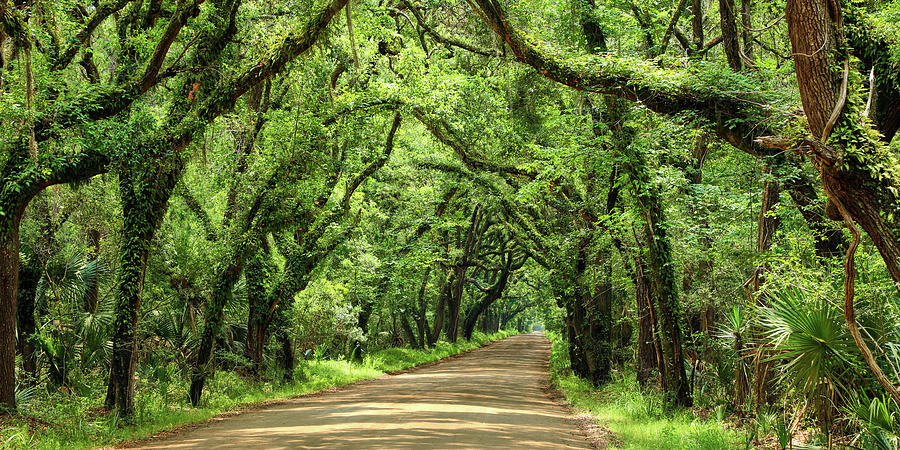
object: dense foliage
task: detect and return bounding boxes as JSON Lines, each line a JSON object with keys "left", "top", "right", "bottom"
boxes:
{"left": 2, "top": 0, "right": 900, "bottom": 447}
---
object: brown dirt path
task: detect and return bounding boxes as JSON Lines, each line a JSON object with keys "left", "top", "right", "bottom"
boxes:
{"left": 134, "top": 333, "right": 591, "bottom": 449}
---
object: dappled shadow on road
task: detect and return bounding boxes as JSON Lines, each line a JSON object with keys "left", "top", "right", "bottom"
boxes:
{"left": 139, "top": 334, "right": 589, "bottom": 449}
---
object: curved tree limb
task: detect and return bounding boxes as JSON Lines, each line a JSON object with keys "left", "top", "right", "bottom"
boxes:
{"left": 830, "top": 191, "right": 900, "bottom": 407}
{"left": 401, "top": 0, "right": 502, "bottom": 57}
{"left": 50, "top": 0, "right": 133, "bottom": 72}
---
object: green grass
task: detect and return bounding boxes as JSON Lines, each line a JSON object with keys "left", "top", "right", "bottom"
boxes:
{"left": 0, "top": 330, "right": 515, "bottom": 449}
{"left": 546, "top": 331, "right": 747, "bottom": 450}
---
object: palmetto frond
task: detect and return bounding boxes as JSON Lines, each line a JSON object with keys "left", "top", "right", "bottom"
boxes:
{"left": 35, "top": 253, "right": 108, "bottom": 311}
{"left": 760, "top": 286, "right": 856, "bottom": 396}
{"left": 848, "top": 395, "right": 900, "bottom": 450}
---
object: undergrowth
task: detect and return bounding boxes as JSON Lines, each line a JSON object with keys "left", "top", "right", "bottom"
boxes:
{"left": 546, "top": 331, "right": 747, "bottom": 449}
{"left": 0, "top": 330, "right": 515, "bottom": 449}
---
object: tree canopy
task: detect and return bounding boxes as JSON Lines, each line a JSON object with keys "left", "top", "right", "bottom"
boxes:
{"left": 3, "top": 0, "right": 900, "bottom": 446}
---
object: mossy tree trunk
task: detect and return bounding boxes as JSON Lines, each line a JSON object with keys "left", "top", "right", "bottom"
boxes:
{"left": 625, "top": 147, "right": 692, "bottom": 407}
{"left": 190, "top": 234, "right": 255, "bottom": 405}
{"left": 244, "top": 241, "right": 271, "bottom": 376}
{"left": 105, "top": 162, "right": 181, "bottom": 417}
{"left": 786, "top": 0, "right": 900, "bottom": 404}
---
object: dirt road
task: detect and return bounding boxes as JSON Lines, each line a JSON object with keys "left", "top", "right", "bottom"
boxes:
{"left": 136, "top": 333, "right": 590, "bottom": 449}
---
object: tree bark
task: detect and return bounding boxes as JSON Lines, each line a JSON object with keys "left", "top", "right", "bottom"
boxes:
{"left": 16, "top": 261, "right": 40, "bottom": 386}
{"left": 719, "top": 0, "right": 743, "bottom": 70}
{"left": 633, "top": 252, "right": 660, "bottom": 387}
{"left": 691, "top": 0, "right": 704, "bottom": 51}
{"left": 741, "top": 0, "right": 753, "bottom": 61}
{"left": 786, "top": 0, "right": 838, "bottom": 140}
{"left": 0, "top": 211, "right": 24, "bottom": 409}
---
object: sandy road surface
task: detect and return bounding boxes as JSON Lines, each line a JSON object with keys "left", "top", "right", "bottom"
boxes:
{"left": 135, "top": 333, "right": 590, "bottom": 449}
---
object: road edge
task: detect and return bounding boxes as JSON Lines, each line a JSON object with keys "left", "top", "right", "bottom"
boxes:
{"left": 534, "top": 332, "right": 621, "bottom": 450}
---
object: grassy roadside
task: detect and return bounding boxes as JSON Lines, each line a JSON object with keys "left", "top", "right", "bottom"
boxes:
{"left": 1, "top": 330, "right": 516, "bottom": 449}
{"left": 546, "top": 331, "right": 747, "bottom": 449}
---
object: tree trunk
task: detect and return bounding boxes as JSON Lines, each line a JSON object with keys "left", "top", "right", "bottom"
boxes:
{"left": 751, "top": 169, "right": 781, "bottom": 292}
{"left": 719, "top": 0, "right": 742, "bottom": 70}
{"left": 787, "top": 0, "right": 900, "bottom": 406}
{"left": 429, "top": 272, "right": 451, "bottom": 346}
{"left": 245, "top": 308, "right": 265, "bottom": 376}
{"left": 400, "top": 315, "right": 419, "bottom": 348}
{"left": 415, "top": 269, "right": 431, "bottom": 347}
{"left": 106, "top": 165, "right": 180, "bottom": 417}
{"left": 642, "top": 211, "right": 691, "bottom": 406}
{"left": 590, "top": 263, "right": 613, "bottom": 385}
{"left": 0, "top": 212, "right": 24, "bottom": 410}
{"left": 105, "top": 187, "right": 153, "bottom": 417}
{"left": 463, "top": 293, "right": 497, "bottom": 341}
{"left": 446, "top": 266, "right": 466, "bottom": 343}
{"left": 626, "top": 147, "right": 692, "bottom": 406}
{"left": 786, "top": 0, "right": 838, "bottom": 140}
{"left": 634, "top": 252, "right": 661, "bottom": 387}
{"left": 749, "top": 167, "right": 780, "bottom": 411}
{"left": 741, "top": 0, "right": 753, "bottom": 61}
{"left": 190, "top": 247, "right": 248, "bottom": 405}
{"left": 462, "top": 256, "right": 514, "bottom": 341}
{"left": 567, "top": 304, "right": 590, "bottom": 379}
{"left": 16, "top": 262, "right": 40, "bottom": 386}
{"left": 276, "top": 328, "right": 295, "bottom": 383}
{"left": 691, "top": 0, "right": 704, "bottom": 51}
{"left": 245, "top": 244, "right": 268, "bottom": 376}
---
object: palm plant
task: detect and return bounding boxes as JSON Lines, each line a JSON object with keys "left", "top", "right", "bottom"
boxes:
{"left": 30, "top": 253, "right": 110, "bottom": 388}
{"left": 76, "top": 298, "right": 114, "bottom": 370}
{"left": 759, "top": 286, "right": 858, "bottom": 435}
{"left": 849, "top": 395, "right": 900, "bottom": 450}
{"left": 142, "top": 305, "right": 199, "bottom": 369}
{"left": 717, "top": 305, "right": 750, "bottom": 409}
